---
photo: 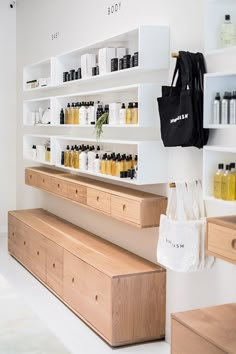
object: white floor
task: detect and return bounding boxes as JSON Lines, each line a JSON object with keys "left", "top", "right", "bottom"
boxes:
{"left": 0, "top": 234, "right": 170, "bottom": 354}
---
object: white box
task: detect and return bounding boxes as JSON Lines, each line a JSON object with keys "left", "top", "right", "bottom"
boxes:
{"left": 98, "top": 47, "right": 116, "bottom": 75}
{"left": 116, "top": 47, "right": 127, "bottom": 59}
{"left": 81, "top": 54, "right": 96, "bottom": 78}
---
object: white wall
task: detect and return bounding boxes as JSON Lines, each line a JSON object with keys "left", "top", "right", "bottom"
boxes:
{"left": 0, "top": 2, "right": 16, "bottom": 233}
{"left": 16, "top": 0, "right": 236, "bottom": 344}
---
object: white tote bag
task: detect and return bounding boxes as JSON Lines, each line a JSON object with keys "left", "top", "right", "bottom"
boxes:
{"left": 157, "top": 181, "right": 214, "bottom": 272}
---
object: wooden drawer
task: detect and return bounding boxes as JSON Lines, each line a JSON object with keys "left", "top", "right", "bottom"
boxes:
{"left": 171, "top": 319, "right": 225, "bottom": 354}
{"left": 36, "top": 174, "right": 52, "bottom": 191}
{"left": 63, "top": 250, "right": 112, "bottom": 341}
{"left": 207, "top": 223, "right": 236, "bottom": 263}
{"left": 46, "top": 239, "right": 63, "bottom": 297}
{"left": 8, "top": 222, "right": 17, "bottom": 256}
{"left": 46, "top": 176, "right": 68, "bottom": 198}
{"left": 14, "top": 219, "right": 31, "bottom": 268}
{"left": 29, "top": 229, "right": 46, "bottom": 282}
{"left": 111, "top": 196, "right": 140, "bottom": 224}
{"left": 25, "top": 169, "right": 39, "bottom": 187}
{"left": 87, "top": 188, "right": 111, "bottom": 214}
{"left": 67, "top": 182, "right": 86, "bottom": 204}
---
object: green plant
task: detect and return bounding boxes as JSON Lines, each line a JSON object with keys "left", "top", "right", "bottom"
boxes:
{"left": 95, "top": 112, "right": 109, "bottom": 140}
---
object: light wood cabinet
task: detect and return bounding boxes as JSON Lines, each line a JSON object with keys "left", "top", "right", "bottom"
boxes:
{"left": 25, "top": 167, "right": 167, "bottom": 228}
{"left": 207, "top": 216, "right": 236, "bottom": 265}
{"left": 171, "top": 304, "right": 236, "bottom": 354}
{"left": 8, "top": 208, "right": 166, "bottom": 346}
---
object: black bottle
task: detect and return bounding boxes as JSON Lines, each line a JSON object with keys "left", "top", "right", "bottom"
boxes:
{"left": 96, "top": 104, "right": 104, "bottom": 121}
{"left": 60, "top": 108, "right": 64, "bottom": 124}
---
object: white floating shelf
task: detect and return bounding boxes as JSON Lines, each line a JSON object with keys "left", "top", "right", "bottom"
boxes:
{"left": 205, "top": 0, "right": 236, "bottom": 54}
{"left": 204, "top": 72, "right": 236, "bottom": 128}
{"left": 203, "top": 145, "right": 236, "bottom": 201}
{"left": 23, "top": 58, "right": 56, "bottom": 92}
{"left": 23, "top": 83, "right": 161, "bottom": 128}
{"left": 54, "top": 136, "right": 168, "bottom": 185}
{"left": 23, "top": 134, "right": 55, "bottom": 166}
{"left": 55, "top": 26, "right": 169, "bottom": 87}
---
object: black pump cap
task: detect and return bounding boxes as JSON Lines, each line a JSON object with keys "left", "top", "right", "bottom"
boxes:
{"left": 121, "top": 103, "right": 126, "bottom": 109}
{"left": 66, "top": 145, "right": 70, "bottom": 150}
{"left": 225, "top": 14, "right": 230, "bottom": 20}
{"left": 218, "top": 163, "right": 224, "bottom": 169}
{"left": 95, "top": 154, "right": 99, "bottom": 159}
{"left": 67, "top": 103, "right": 70, "bottom": 107}
{"left": 215, "top": 92, "right": 221, "bottom": 100}
{"left": 226, "top": 164, "right": 230, "bottom": 171}
{"left": 230, "top": 162, "right": 235, "bottom": 169}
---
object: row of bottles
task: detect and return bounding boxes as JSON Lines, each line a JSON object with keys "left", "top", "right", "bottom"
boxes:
{"left": 61, "top": 144, "right": 138, "bottom": 180}
{"left": 59, "top": 101, "right": 139, "bottom": 125}
{"left": 213, "top": 91, "right": 236, "bottom": 125}
{"left": 213, "top": 163, "right": 236, "bottom": 201}
{"left": 31, "top": 143, "right": 51, "bottom": 162}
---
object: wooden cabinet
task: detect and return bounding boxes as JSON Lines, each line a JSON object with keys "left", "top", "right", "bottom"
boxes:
{"left": 171, "top": 304, "right": 236, "bottom": 354}
{"left": 207, "top": 216, "right": 236, "bottom": 264}
{"left": 8, "top": 208, "right": 166, "bottom": 346}
{"left": 25, "top": 167, "right": 167, "bottom": 228}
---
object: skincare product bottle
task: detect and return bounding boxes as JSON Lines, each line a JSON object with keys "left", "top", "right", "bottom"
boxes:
{"left": 32, "top": 145, "right": 37, "bottom": 159}
{"left": 88, "top": 102, "right": 95, "bottom": 125}
{"left": 106, "top": 155, "right": 112, "bottom": 175}
{"left": 111, "top": 156, "right": 116, "bottom": 176}
{"left": 126, "top": 103, "right": 133, "bottom": 124}
{"left": 220, "top": 14, "right": 236, "bottom": 48}
{"left": 64, "top": 145, "right": 70, "bottom": 167}
{"left": 230, "top": 91, "right": 236, "bottom": 124}
{"left": 100, "top": 155, "right": 106, "bottom": 174}
{"left": 94, "top": 154, "right": 100, "bottom": 173}
{"left": 88, "top": 146, "right": 95, "bottom": 171}
{"left": 119, "top": 103, "right": 126, "bottom": 125}
{"left": 213, "top": 163, "right": 224, "bottom": 199}
{"left": 213, "top": 93, "right": 221, "bottom": 124}
{"left": 61, "top": 151, "right": 64, "bottom": 165}
{"left": 79, "top": 146, "right": 87, "bottom": 170}
{"left": 69, "top": 146, "right": 74, "bottom": 167}
{"left": 132, "top": 102, "right": 138, "bottom": 124}
{"left": 221, "top": 92, "right": 230, "bottom": 124}
{"left": 74, "top": 147, "right": 80, "bottom": 169}
{"left": 65, "top": 103, "right": 70, "bottom": 124}
{"left": 222, "top": 164, "right": 230, "bottom": 200}
{"left": 228, "top": 165, "right": 236, "bottom": 200}
{"left": 96, "top": 104, "right": 104, "bottom": 121}
{"left": 80, "top": 102, "right": 87, "bottom": 125}
{"left": 69, "top": 103, "right": 74, "bottom": 124}
{"left": 74, "top": 103, "right": 79, "bottom": 124}
{"left": 60, "top": 108, "right": 64, "bottom": 125}
{"left": 115, "top": 158, "right": 122, "bottom": 177}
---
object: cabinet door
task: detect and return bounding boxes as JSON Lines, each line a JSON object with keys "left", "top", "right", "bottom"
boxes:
{"left": 14, "top": 219, "right": 31, "bottom": 268}
{"left": 46, "top": 239, "right": 63, "bottom": 297}
{"left": 29, "top": 229, "right": 47, "bottom": 282}
{"left": 8, "top": 222, "right": 17, "bottom": 256}
{"left": 63, "top": 251, "right": 112, "bottom": 341}
{"left": 87, "top": 188, "right": 111, "bottom": 214}
{"left": 111, "top": 196, "right": 141, "bottom": 225}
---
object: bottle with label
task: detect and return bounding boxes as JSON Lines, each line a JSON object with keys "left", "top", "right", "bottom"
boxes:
{"left": 60, "top": 108, "right": 64, "bottom": 125}
{"left": 230, "top": 91, "right": 236, "bottom": 125}
{"left": 111, "top": 156, "right": 117, "bottom": 176}
{"left": 132, "top": 102, "right": 138, "bottom": 124}
{"left": 221, "top": 92, "right": 230, "bottom": 124}
{"left": 74, "top": 146, "right": 80, "bottom": 169}
{"left": 115, "top": 157, "right": 122, "bottom": 177}
{"left": 74, "top": 103, "right": 79, "bottom": 124}
{"left": 228, "top": 165, "right": 236, "bottom": 200}
{"left": 220, "top": 14, "right": 236, "bottom": 48}
{"left": 65, "top": 103, "right": 70, "bottom": 124}
{"left": 88, "top": 102, "right": 95, "bottom": 125}
{"left": 69, "top": 146, "right": 74, "bottom": 167}
{"left": 119, "top": 103, "right": 126, "bottom": 125}
{"left": 80, "top": 102, "right": 87, "bottom": 125}
{"left": 45, "top": 147, "right": 51, "bottom": 162}
{"left": 96, "top": 104, "right": 104, "bottom": 121}
{"left": 100, "top": 155, "right": 106, "bottom": 174}
{"left": 79, "top": 146, "right": 87, "bottom": 170}
{"left": 126, "top": 103, "right": 133, "bottom": 124}
{"left": 213, "top": 93, "right": 221, "bottom": 124}
{"left": 94, "top": 154, "right": 100, "bottom": 173}
{"left": 88, "top": 146, "right": 95, "bottom": 171}
{"left": 213, "top": 164, "right": 224, "bottom": 199}
{"left": 106, "top": 155, "right": 112, "bottom": 175}
{"left": 221, "top": 164, "right": 230, "bottom": 200}
{"left": 64, "top": 145, "right": 70, "bottom": 167}
{"left": 32, "top": 145, "right": 37, "bottom": 159}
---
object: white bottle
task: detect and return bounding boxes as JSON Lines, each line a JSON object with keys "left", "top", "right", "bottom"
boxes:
{"left": 79, "top": 103, "right": 87, "bottom": 125}
{"left": 88, "top": 102, "right": 95, "bottom": 125}
{"left": 32, "top": 145, "right": 37, "bottom": 159}
{"left": 221, "top": 92, "right": 230, "bottom": 124}
{"left": 213, "top": 92, "right": 221, "bottom": 124}
{"left": 230, "top": 91, "right": 236, "bottom": 124}
{"left": 79, "top": 147, "right": 87, "bottom": 170}
{"left": 88, "top": 146, "right": 96, "bottom": 171}
{"left": 94, "top": 154, "right": 100, "bottom": 173}
{"left": 220, "top": 14, "right": 236, "bottom": 48}
{"left": 119, "top": 103, "right": 126, "bottom": 125}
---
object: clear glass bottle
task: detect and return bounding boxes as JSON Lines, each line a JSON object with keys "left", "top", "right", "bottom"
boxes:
{"left": 126, "top": 103, "right": 133, "bottom": 124}
{"left": 131, "top": 102, "right": 138, "bottom": 124}
{"left": 220, "top": 14, "right": 236, "bottom": 48}
{"left": 64, "top": 145, "right": 70, "bottom": 167}
{"left": 69, "top": 146, "right": 74, "bottom": 167}
{"left": 213, "top": 163, "right": 224, "bottom": 199}
{"left": 73, "top": 147, "right": 80, "bottom": 169}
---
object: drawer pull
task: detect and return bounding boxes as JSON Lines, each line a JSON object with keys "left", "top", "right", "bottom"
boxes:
{"left": 24, "top": 241, "right": 26, "bottom": 246}
{"left": 30, "top": 175, "right": 32, "bottom": 179}
{"left": 72, "top": 277, "right": 75, "bottom": 283}
{"left": 232, "top": 239, "right": 236, "bottom": 250}
{"left": 57, "top": 184, "right": 60, "bottom": 188}
{"left": 43, "top": 178, "right": 45, "bottom": 183}
{"left": 96, "top": 196, "right": 100, "bottom": 202}
{"left": 53, "top": 263, "right": 55, "bottom": 269}
{"left": 37, "top": 251, "right": 39, "bottom": 256}
{"left": 123, "top": 204, "right": 126, "bottom": 211}
{"left": 95, "top": 295, "right": 98, "bottom": 301}
{"left": 75, "top": 189, "right": 78, "bottom": 195}
{"left": 12, "top": 232, "right": 14, "bottom": 236}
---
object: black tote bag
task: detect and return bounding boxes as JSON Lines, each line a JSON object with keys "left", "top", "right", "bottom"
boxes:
{"left": 157, "top": 51, "right": 208, "bottom": 148}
